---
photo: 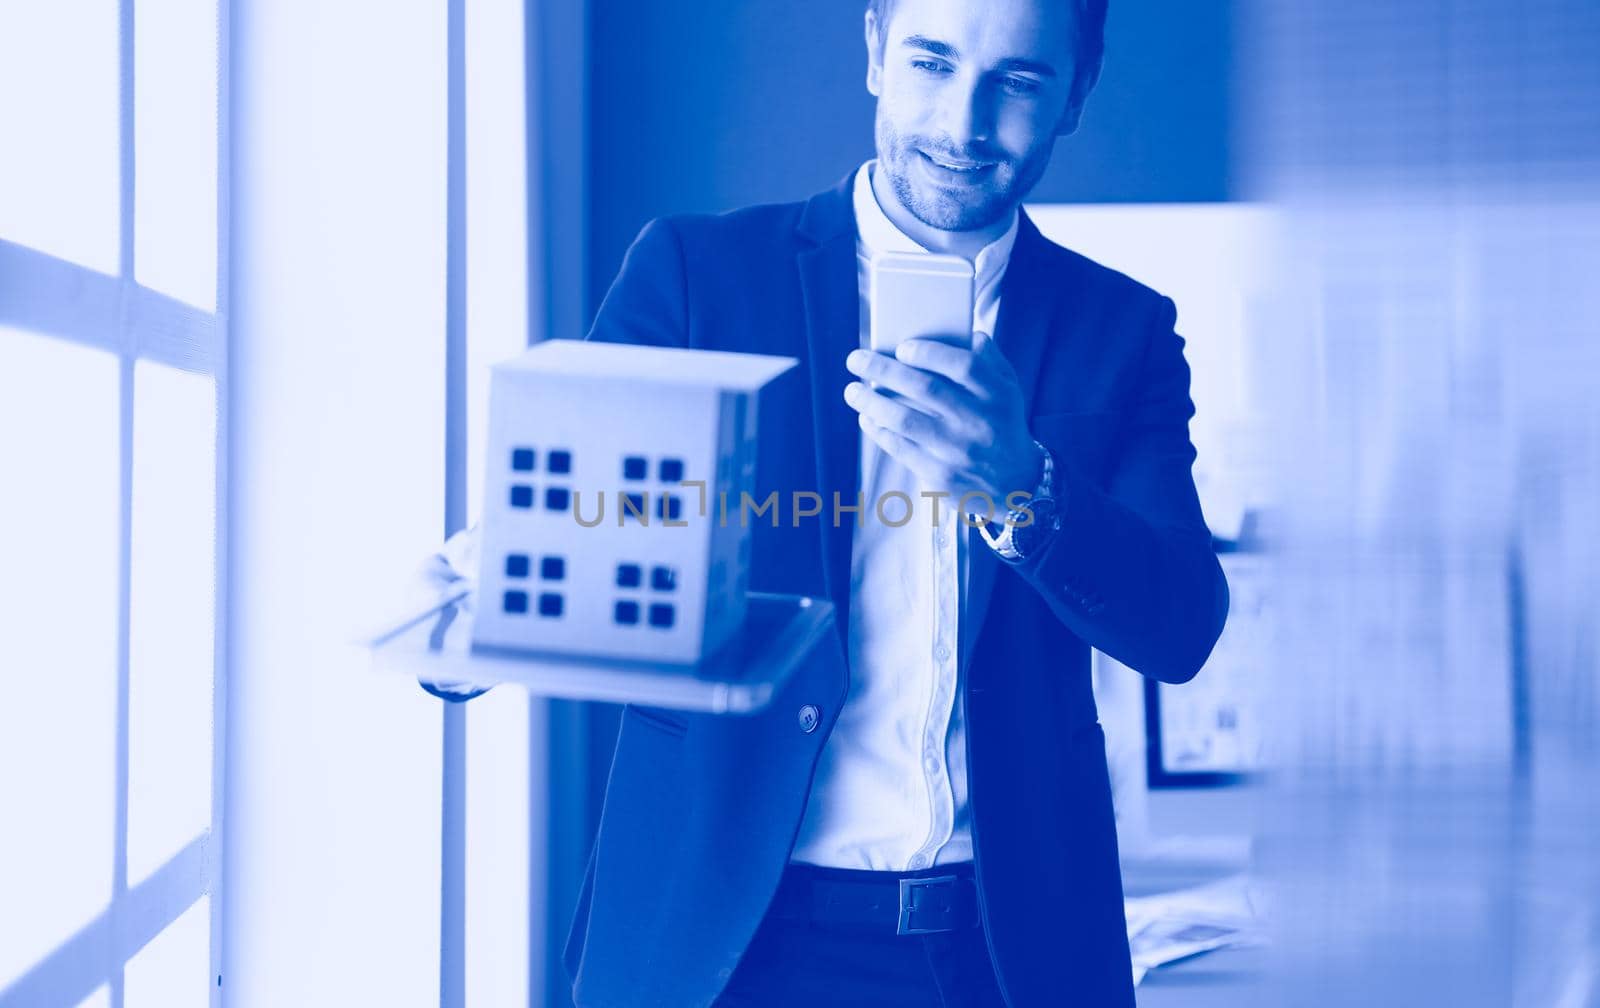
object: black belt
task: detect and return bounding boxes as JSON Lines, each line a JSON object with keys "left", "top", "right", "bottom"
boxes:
{"left": 770, "top": 863, "right": 983, "bottom": 935}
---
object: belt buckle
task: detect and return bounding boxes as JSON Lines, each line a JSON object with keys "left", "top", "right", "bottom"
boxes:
{"left": 897, "top": 875, "right": 959, "bottom": 935}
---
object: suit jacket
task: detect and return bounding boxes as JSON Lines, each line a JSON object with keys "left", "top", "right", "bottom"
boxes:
{"left": 562, "top": 174, "right": 1229, "bottom": 1007}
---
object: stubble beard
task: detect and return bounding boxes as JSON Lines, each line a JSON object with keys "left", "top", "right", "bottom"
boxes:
{"left": 875, "top": 112, "right": 1051, "bottom": 234}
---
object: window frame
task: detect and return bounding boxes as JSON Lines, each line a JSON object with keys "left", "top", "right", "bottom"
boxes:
{"left": 0, "top": 0, "right": 230, "bottom": 1003}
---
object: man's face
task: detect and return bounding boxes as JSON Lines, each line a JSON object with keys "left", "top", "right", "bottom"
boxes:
{"left": 866, "top": 0, "right": 1081, "bottom": 232}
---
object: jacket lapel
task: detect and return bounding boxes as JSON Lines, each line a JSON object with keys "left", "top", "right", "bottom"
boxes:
{"left": 991, "top": 208, "right": 1059, "bottom": 413}
{"left": 962, "top": 209, "right": 1062, "bottom": 674}
{"left": 795, "top": 177, "right": 863, "bottom": 645}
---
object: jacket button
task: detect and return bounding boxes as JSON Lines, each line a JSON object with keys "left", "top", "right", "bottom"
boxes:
{"left": 798, "top": 704, "right": 820, "bottom": 734}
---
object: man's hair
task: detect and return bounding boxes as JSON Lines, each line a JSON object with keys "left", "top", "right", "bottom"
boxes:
{"left": 867, "top": 0, "right": 1107, "bottom": 108}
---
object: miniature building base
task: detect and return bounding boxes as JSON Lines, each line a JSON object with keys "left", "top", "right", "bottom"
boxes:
{"left": 368, "top": 591, "right": 834, "bottom": 715}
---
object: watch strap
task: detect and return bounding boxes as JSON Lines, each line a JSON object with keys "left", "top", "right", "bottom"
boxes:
{"left": 980, "top": 440, "right": 1054, "bottom": 561}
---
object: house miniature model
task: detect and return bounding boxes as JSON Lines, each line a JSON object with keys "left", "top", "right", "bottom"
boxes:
{"left": 473, "top": 339, "right": 797, "bottom": 664}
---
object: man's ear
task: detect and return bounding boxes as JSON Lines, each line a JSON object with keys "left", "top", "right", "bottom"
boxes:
{"left": 864, "top": 8, "right": 884, "bottom": 97}
{"left": 1053, "top": 99, "right": 1086, "bottom": 137}
{"left": 1053, "top": 67, "right": 1102, "bottom": 137}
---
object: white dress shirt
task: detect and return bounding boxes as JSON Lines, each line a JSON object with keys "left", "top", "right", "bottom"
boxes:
{"left": 789, "top": 162, "right": 1018, "bottom": 871}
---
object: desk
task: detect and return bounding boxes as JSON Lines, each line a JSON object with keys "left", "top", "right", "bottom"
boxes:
{"left": 1137, "top": 944, "right": 1268, "bottom": 1006}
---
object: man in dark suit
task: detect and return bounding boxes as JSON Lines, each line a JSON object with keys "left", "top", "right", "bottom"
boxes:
{"left": 561, "top": 0, "right": 1229, "bottom": 1004}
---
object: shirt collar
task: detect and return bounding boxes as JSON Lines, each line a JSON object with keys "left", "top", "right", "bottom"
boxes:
{"left": 851, "top": 159, "right": 1019, "bottom": 294}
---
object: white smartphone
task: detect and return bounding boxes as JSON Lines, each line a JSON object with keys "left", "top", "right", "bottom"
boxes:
{"left": 868, "top": 250, "right": 974, "bottom": 355}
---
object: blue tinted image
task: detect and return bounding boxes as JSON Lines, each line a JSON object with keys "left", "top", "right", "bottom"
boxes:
{"left": 3, "top": 1, "right": 1595, "bottom": 1006}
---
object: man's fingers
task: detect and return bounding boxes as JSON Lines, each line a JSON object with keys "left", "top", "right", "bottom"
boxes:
{"left": 846, "top": 381, "right": 978, "bottom": 470}
{"left": 857, "top": 413, "right": 946, "bottom": 487}
{"left": 844, "top": 381, "right": 942, "bottom": 442}
{"left": 845, "top": 349, "right": 974, "bottom": 417}
{"left": 893, "top": 338, "right": 988, "bottom": 398}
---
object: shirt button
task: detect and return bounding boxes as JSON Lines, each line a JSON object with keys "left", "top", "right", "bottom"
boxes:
{"left": 935, "top": 645, "right": 950, "bottom": 661}
{"left": 797, "top": 704, "right": 820, "bottom": 734}
{"left": 936, "top": 532, "right": 949, "bottom": 548}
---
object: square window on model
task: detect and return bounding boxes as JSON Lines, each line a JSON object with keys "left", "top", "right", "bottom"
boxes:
{"left": 648, "top": 603, "right": 675, "bottom": 629}
{"left": 614, "top": 600, "right": 640, "bottom": 625}
{"left": 655, "top": 494, "right": 683, "bottom": 521}
{"left": 545, "top": 486, "right": 571, "bottom": 512}
{"left": 547, "top": 449, "right": 572, "bottom": 474}
{"left": 616, "top": 563, "right": 642, "bottom": 588}
{"left": 505, "top": 554, "right": 531, "bottom": 578}
{"left": 541, "top": 556, "right": 565, "bottom": 580}
{"left": 538, "top": 593, "right": 563, "bottom": 618}
{"left": 511, "top": 447, "right": 536, "bottom": 472}
{"left": 621, "top": 492, "right": 648, "bottom": 522}
{"left": 659, "top": 458, "right": 684, "bottom": 482}
{"left": 510, "top": 484, "right": 534, "bottom": 508}
{"left": 651, "top": 566, "right": 677, "bottom": 592}
{"left": 504, "top": 590, "right": 529, "bottom": 614}
{"left": 623, "top": 456, "right": 648, "bottom": 481}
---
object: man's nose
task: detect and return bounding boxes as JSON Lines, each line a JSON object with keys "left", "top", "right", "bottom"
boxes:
{"left": 938, "top": 76, "right": 996, "bottom": 153}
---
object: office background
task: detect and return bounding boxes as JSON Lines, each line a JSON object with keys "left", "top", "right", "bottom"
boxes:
{"left": 2, "top": 1, "right": 1597, "bottom": 1006}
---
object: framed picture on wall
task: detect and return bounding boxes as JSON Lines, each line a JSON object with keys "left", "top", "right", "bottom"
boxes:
{"left": 1145, "top": 550, "right": 1269, "bottom": 788}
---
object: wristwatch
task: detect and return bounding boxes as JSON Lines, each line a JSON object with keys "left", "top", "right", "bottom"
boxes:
{"left": 980, "top": 440, "right": 1060, "bottom": 563}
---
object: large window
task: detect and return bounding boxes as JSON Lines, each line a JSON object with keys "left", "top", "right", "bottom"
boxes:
{"left": 0, "top": 2, "right": 227, "bottom": 1007}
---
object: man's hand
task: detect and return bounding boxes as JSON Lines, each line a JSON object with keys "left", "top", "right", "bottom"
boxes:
{"left": 843, "top": 332, "right": 1041, "bottom": 509}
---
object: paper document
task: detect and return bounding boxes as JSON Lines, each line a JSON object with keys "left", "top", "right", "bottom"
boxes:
{"left": 1124, "top": 873, "right": 1267, "bottom": 986}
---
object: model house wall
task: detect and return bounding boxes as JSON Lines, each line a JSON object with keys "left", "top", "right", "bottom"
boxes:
{"left": 473, "top": 340, "right": 794, "bottom": 663}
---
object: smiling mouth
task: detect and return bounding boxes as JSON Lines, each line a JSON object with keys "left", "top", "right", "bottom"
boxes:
{"left": 918, "top": 150, "right": 995, "bottom": 174}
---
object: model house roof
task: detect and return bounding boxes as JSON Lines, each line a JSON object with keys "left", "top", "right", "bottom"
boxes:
{"left": 500, "top": 339, "right": 797, "bottom": 391}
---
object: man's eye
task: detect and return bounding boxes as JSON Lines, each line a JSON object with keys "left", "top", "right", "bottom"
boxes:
{"left": 1003, "top": 76, "right": 1041, "bottom": 96}
{"left": 911, "top": 59, "right": 950, "bottom": 74}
